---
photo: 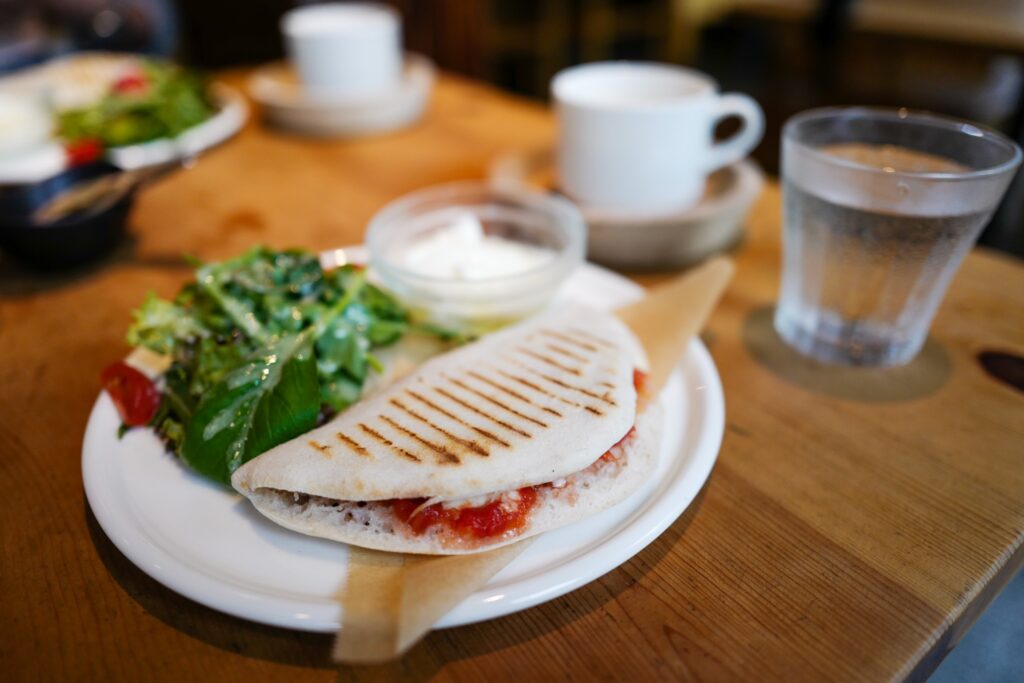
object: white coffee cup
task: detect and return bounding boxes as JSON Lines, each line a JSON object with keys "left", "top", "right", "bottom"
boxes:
{"left": 282, "top": 2, "right": 402, "bottom": 99}
{"left": 552, "top": 61, "right": 764, "bottom": 216}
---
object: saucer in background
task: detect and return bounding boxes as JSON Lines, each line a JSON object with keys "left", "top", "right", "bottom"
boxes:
{"left": 490, "top": 147, "right": 763, "bottom": 270}
{"left": 247, "top": 54, "right": 435, "bottom": 138}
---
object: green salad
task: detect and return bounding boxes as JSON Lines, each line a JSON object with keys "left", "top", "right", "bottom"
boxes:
{"left": 59, "top": 60, "right": 214, "bottom": 147}
{"left": 120, "top": 247, "right": 449, "bottom": 485}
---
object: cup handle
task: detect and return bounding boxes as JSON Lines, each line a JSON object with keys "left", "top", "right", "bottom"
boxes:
{"left": 705, "top": 93, "right": 764, "bottom": 172}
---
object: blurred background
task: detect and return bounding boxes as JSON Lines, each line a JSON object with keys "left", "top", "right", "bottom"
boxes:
{"left": 1, "top": 2, "right": 1021, "bottom": 679}
{"left": 3, "top": 0, "right": 1023, "bottom": 257}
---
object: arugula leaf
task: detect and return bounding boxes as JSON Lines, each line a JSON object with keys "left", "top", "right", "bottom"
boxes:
{"left": 196, "top": 262, "right": 268, "bottom": 342}
{"left": 181, "top": 333, "right": 319, "bottom": 485}
{"left": 126, "top": 291, "right": 208, "bottom": 355}
{"left": 320, "top": 373, "right": 363, "bottom": 413}
{"left": 186, "top": 336, "right": 251, "bottom": 396}
{"left": 316, "top": 320, "right": 369, "bottom": 380}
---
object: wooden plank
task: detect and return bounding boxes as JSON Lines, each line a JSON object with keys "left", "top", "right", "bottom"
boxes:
{"left": 733, "top": 0, "right": 1024, "bottom": 52}
{"left": 0, "top": 71, "right": 1022, "bottom": 682}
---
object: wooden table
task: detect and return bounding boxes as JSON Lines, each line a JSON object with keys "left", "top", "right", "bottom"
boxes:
{"left": 2, "top": 72, "right": 1023, "bottom": 682}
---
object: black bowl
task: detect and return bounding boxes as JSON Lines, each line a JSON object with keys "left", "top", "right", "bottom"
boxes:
{"left": 0, "top": 162, "right": 135, "bottom": 269}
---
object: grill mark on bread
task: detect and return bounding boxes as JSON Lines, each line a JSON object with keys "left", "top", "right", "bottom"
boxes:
{"left": 404, "top": 389, "right": 511, "bottom": 448}
{"left": 389, "top": 398, "right": 489, "bottom": 457}
{"left": 380, "top": 415, "right": 461, "bottom": 465}
{"left": 448, "top": 377, "right": 549, "bottom": 428}
{"left": 566, "top": 327, "right": 619, "bottom": 350}
{"left": 492, "top": 368, "right": 606, "bottom": 417}
{"left": 598, "top": 381, "right": 615, "bottom": 389}
{"left": 358, "top": 424, "right": 421, "bottom": 462}
{"left": 308, "top": 440, "right": 332, "bottom": 457}
{"left": 434, "top": 387, "right": 532, "bottom": 438}
{"left": 543, "top": 342, "right": 590, "bottom": 364}
{"left": 540, "top": 329, "right": 599, "bottom": 352}
{"left": 467, "top": 370, "right": 563, "bottom": 417}
{"left": 515, "top": 346, "right": 582, "bottom": 376}
{"left": 494, "top": 368, "right": 581, "bottom": 408}
{"left": 514, "top": 363, "right": 618, "bottom": 405}
{"left": 335, "top": 432, "right": 371, "bottom": 457}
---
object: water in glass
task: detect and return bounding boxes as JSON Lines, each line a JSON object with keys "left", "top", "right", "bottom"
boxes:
{"left": 776, "top": 143, "right": 993, "bottom": 366}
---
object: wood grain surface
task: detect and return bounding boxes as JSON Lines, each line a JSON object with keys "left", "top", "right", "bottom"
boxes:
{"left": 2, "top": 71, "right": 1022, "bottom": 682}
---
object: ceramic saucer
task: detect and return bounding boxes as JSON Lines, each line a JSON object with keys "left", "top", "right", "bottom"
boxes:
{"left": 248, "top": 54, "right": 435, "bottom": 138}
{"left": 490, "top": 148, "right": 764, "bottom": 269}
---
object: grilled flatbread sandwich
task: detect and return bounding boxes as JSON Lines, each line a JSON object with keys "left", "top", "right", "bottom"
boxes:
{"left": 232, "top": 305, "right": 663, "bottom": 554}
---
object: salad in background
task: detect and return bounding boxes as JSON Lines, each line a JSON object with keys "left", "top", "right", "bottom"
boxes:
{"left": 102, "top": 247, "right": 456, "bottom": 485}
{"left": 0, "top": 53, "right": 229, "bottom": 180}
{"left": 57, "top": 59, "right": 214, "bottom": 162}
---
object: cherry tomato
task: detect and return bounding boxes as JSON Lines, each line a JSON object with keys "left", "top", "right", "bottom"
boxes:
{"left": 113, "top": 73, "right": 148, "bottom": 94}
{"left": 65, "top": 138, "right": 103, "bottom": 167}
{"left": 100, "top": 361, "right": 161, "bottom": 427}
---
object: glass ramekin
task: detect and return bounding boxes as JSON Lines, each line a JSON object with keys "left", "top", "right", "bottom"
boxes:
{"left": 366, "top": 181, "right": 586, "bottom": 332}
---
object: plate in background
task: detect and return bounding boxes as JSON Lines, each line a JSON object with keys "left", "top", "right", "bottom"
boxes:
{"left": 0, "top": 52, "right": 248, "bottom": 183}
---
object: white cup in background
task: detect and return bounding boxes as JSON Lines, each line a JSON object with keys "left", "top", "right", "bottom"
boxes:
{"left": 552, "top": 61, "right": 764, "bottom": 216}
{"left": 282, "top": 2, "right": 402, "bottom": 99}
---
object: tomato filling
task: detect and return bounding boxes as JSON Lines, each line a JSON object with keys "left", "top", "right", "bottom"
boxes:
{"left": 392, "top": 487, "right": 539, "bottom": 540}
{"left": 388, "top": 367, "right": 648, "bottom": 541}
{"left": 633, "top": 368, "right": 647, "bottom": 394}
{"left": 600, "top": 425, "right": 637, "bottom": 463}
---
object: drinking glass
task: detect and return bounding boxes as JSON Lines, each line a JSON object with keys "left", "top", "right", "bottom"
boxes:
{"left": 775, "top": 107, "right": 1021, "bottom": 366}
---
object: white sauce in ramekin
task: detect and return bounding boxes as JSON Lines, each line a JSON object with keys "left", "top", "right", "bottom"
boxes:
{"left": 398, "top": 211, "right": 554, "bottom": 280}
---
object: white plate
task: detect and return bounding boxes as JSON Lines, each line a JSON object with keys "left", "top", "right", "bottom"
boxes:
{"left": 82, "top": 262, "right": 724, "bottom": 632}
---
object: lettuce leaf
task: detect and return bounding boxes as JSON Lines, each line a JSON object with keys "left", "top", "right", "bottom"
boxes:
{"left": 181, "top": 333, "right": 319, "bottom": 484}
{"left": 126, "top": 291, "right": 207, "bottom": 355}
